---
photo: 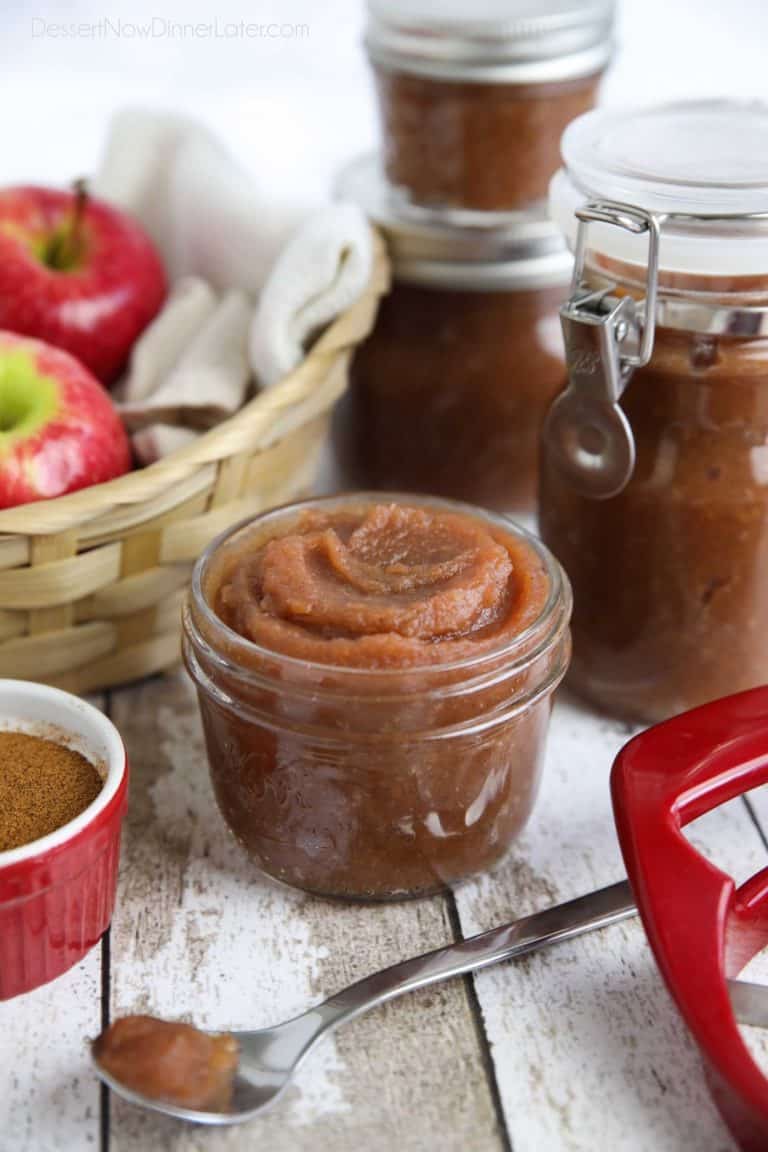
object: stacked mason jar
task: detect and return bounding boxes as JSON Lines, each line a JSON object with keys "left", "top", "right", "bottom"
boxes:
{"left": 336, "top": 0, "right": 616, "bottom": 512}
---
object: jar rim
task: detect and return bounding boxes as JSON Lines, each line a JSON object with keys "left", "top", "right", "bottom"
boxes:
{"left": 335, "top": 154, "right": 573, "bottom": 289}
{"left": 182, "top": 617, "right": 570, "bottom": 741}
{"left": 189, "top": 492, "right": 569, "bottom": 683}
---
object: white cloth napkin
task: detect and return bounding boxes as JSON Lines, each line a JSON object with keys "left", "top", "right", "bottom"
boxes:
{"left": 120, "top": 277, "right": 217, "bottom": 404}
{"left": 95, "top": 109, "right": 309, "bottom": 295}
{"left": 250, "top": 203, "right": 373, "bottom": 388}
{"left": 95, "top": 110, "right": 374, "bottom": 461}
{"left": 118, "top": 282, "right": 252, "bottom": 463}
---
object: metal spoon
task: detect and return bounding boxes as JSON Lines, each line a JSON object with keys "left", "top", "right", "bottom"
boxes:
{"left": 92, "top": 879, "right": 768, "bottom": 1126}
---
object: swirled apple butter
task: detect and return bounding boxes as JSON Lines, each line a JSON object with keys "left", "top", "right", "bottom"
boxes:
{"left": 183, "top": 496, "right": 571, "bottom": 900}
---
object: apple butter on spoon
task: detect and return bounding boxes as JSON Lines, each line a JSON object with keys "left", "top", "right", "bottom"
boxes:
{"left": 93, "top": 1016, "right": 239, "bottom": 1114}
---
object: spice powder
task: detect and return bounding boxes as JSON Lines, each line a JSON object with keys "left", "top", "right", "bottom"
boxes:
{"left": 0, "top": 730, "right": 103, "bottom": 852}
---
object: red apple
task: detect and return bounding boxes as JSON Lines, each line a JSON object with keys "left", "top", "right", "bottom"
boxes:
{"left": 0, "top": 331, "right": 131, "bottom": 508}
{"left": 0, "top": 183, "right": 166, "bottom": 385}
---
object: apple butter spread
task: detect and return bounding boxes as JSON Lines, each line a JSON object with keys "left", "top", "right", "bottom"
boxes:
{"left": 542, "top": 100, "right": 768, "bottom": 722}
{"left": 365, "top": 0, "right": 614, "bottom": 211}
{"left": 374, "top": 71, "right": 601, "bottom": 212}
{"left": 344, "top": 277, "right": 568, "bottom": 511}
{"left": 542, "top": 317, "right": 768, "bottom": 722}
{"left": 94, "top": 1015, "right": 238, "bottom": 1112}
{"left": 183, "top": 495, "right": 571, "bottom": 900}
{"left": 335, "top": 156, "right": 572, "bottom": 511}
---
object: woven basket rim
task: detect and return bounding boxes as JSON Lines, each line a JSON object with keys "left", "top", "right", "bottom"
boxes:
{"left": 0, "top": 228, "right": 389, "bottom": 537}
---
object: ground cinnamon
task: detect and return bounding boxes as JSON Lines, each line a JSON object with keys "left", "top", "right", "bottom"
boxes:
{"left": 0, "top": 730, "right": 103, "bottom": 852}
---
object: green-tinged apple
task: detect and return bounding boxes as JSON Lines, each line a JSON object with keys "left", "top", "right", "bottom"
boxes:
{"left": 0, "top": 331, "right": 131, "bottom": 508}
{"left": 0, "top": 183, "right": 166, "bottom": 384}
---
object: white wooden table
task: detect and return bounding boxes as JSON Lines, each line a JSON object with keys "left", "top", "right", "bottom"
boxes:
{"left": 4, "top": 670, "right": 768, "bottom": 1152}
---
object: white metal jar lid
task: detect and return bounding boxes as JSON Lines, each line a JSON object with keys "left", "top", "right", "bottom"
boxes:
{"left": 336, "top": 154, "right": 573, "bottom": 291}
{"left": 550, "top": 99, "right": 768, "bottom": 276}
{"left": 365, "top": 0, "right": 615, "bottom": 84}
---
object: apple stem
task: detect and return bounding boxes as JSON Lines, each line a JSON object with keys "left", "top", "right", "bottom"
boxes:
{"left": 46, "top": 178, "right": 88, "bottom": 270}
{"left": 70, "top": 177, "right": 88, "bottom": 255}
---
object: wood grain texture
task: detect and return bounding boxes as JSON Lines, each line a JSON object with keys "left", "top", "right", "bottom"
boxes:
{"left": 107, "top": 669, "right": 503, "bottom": 1152}
{"left": 7, "top": 674, "right": 768, "bottom": 1152}
{"left": 454, "top": 693, "right": 768, "bottom": 1152}
{"left": 0, "top": 950, "right": 102, "bottom": 1152}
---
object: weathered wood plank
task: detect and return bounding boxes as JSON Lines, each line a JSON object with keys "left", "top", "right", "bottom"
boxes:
{"left": 108, "top": 669, "right": 503, "bottom": 1152}
{"left": 454, "top": 693, "right": 768, "bottom": 1152}
{"left": 0, "top": 950, "right": 102, "bottom": 1152}
{"left": 1, "top": 694, "right": 106, "bottom": 1152}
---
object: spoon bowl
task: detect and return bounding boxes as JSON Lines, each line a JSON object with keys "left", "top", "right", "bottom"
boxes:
{"left": 94, "top": 1028, "right": 292, "bottom": 1125}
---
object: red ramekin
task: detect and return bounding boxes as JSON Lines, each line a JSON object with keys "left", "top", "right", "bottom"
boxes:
{"left": 0, "top": 679, "right": 128, "bottom": 1000}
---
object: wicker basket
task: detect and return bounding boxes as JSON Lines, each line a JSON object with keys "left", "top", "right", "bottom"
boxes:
{"left": 0, "top": 231, "right": 389, "bottom": 695}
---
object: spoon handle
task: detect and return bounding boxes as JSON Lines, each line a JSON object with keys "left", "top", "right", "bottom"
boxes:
{"left": 319, "top": 880, "right": 636, "bottom": 1029}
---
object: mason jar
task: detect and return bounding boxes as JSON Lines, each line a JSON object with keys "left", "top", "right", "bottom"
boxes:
{"left": 541, "top": 99, "right": 768, "bottom": 723}
{"left": 365, "top": 0, "right": 615, "bottom": 211}
{"left": 335, "top": 155, "right": 572, "bottom": 512}
{"left": 183, "top": 494, "right": 571, "bottom": 901}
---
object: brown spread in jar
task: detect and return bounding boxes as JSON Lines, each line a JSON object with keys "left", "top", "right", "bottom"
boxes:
{"left": 184, "top": 496, "right": 571, "bottom": 900}
{"left": 342, "top": 278, "right": 567, "bottom": 510}
{"left": 94, "top": 1015, "right": 239, "bottom": 1112}
{"left": 541, "top": 317, "right": 768, "bottom": 722}
{"left": 375, "top": 69, "right": 602, "bottom": 211}
{"left": 334, "top": 155, "right": 572, "bottom": 512}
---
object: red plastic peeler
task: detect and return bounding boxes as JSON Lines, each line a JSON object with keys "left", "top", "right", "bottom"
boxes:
{"left": 611, "top": 685, "right": 768, "bottom": 1151}
{"left": 459, "top": 687, "right": 768, "bottom": 1149}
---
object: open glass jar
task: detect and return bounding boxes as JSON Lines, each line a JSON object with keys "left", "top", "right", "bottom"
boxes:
{"left": 183, "top": 494, "right": 571, "bottom": 901}
{"left": 336, "top": 156, "right": 572, "bottom": 512}
{"left": 541, "top": 100, "right": 768, "bottom": 723}
{"left": 365, "top": 0, "right": 615, "bottom": 211}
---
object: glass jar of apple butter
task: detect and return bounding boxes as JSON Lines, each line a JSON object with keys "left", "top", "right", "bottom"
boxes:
{"left": 335, "top": 156, "right": 572, "bottom": 512}
{"left": 541, "top": 100, "right": 768, "bottom": 723}
{"left": 365, "top": 0, "right": 615, "bottom": 211}
{"left": 183, "top": 494, "right": 571, "bottom": 901}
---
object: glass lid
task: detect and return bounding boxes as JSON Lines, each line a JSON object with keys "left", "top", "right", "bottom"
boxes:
{"left": 550, "top": 100, "right": 768, "bottom": 275}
